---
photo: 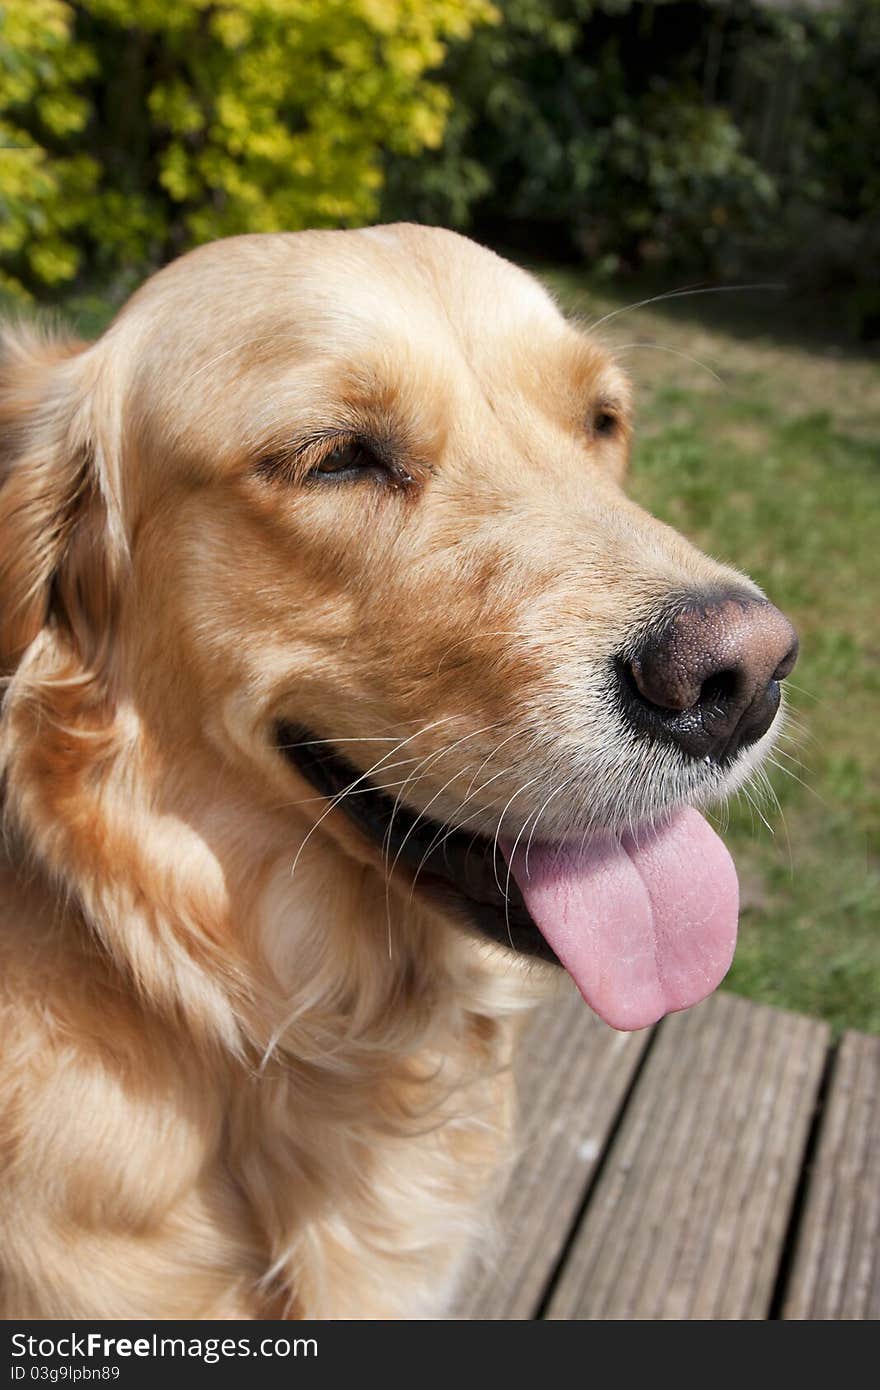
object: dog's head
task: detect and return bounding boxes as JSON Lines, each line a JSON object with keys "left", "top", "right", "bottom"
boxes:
{"left": 0, "top": 226, "right": 796, "bottom": 1030}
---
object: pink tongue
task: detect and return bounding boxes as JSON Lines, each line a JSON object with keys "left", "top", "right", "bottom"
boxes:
{"left": 504, "top": 808, "right": 738, "bottom": 1032}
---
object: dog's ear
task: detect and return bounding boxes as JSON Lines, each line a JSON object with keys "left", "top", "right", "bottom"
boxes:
{"left": 0, "top": 322, "right": 123, "bottom": 680}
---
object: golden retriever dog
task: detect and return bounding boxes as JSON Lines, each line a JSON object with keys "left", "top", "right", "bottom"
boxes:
{"left": 0, "top": 226, "right": 797, "bottom": 1319}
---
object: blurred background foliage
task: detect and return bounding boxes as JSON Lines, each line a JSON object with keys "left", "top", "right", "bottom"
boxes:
{"left": 383, "top": 0, "right": 880, "bottom": 338}
{"left": 1, "top": 0, "right": 878, "bottom": 336}
{"left": 0, "top": 0, "right": 494, "bottom": 297}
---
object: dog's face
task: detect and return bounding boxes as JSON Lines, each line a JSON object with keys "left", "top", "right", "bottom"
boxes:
{"left": 0, "top": 226, "right": 797, "bottom": 1030}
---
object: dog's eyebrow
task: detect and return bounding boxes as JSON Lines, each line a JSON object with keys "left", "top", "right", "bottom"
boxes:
{"left": 548, "top": 332, "right": 632, "bottom": 414}
{"left": 251, "top": 428, "right": 346, "bottom": 484}
{"left": 593, "top": 392, "right": 625, "bottom": 414}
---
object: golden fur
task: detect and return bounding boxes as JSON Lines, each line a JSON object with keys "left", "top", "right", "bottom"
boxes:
{"left": 0, "top": 226, "right": 764, "bottom": 1318}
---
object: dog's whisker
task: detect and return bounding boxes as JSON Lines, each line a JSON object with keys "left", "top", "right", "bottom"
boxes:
{"left": 765, "top": 755, "right": 830, "bottom": 812}
{"left": 501, "top": 805, "right": 543, "bottom": 951}
{"left": 386, "top": 757, "right": 482, "bottom": 888}
{"left": 430, "top": 749, "right": 532, "bottom": 847}
{"left": 462, "top": 729, "right": 527, "bottom": 800}
{"left": 390, "top": 759, "right": 489, "bottom": 904}
{"left": 776, "top": 710, "right": 814, "bottom": 741}
{"left": 614, "top": 342, "right": 724, "bottom": 386}
{"left": 490, "top": 776, "right": 545, "bottom": 900}
{"left": 587, "top": 281, "right": 785, "bottom": 334}
{"left": 501, "top": 761, "right": 580, "bottom": 949}
{"left": 751, "top": 763, "right": 794, "bottom": 877}
{"left": 749, "top": 765, "right": 780, "bottom": 817}
{"left": 766, "top": 744, "right": 813, "bottom": 778}
{"left": 288, "top": 715, "right": 463, "bottom": 882}
{"left": 740, "top": 781, "right": 775, "bottom": 837}
{"left": 780, "top": 679, "right": 820, "bottom": 704}
{"left": 276, "top": 756, "right": 432, "bottom": 807}
{"left": 405, "top": 759, "right": 527, "bottom": 908}
{"left": 381, "top": 742, "right": 466, "bottom": 959}
{"left": 732, "top": 786, "right": 757, "bottom": 837}
{"left": 175, "top": 331, "right": 289, "bottom": 393}
{"left": 434, "top": 631, "right": 534, "bottom": 677}
{"left": 381, "top": 722, "right": 509, "bottom": 952}
{"left": 277, "top": 735, "right": 407, "bottom": 748}
{"left": 708, "top": 797, "right": 731, "bottom": 836}
{"left": 379, "top": 722, "right": 508, "bottom": 864}
{"left": 522, "top": 774, "right": 582, "bottom": 878}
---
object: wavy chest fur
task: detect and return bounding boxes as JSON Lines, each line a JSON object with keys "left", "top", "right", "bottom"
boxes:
{"left": 0, "top": 690, "right": 534, "bottom": 1318}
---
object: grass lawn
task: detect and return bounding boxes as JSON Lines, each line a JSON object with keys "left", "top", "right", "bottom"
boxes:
{"left": 7, "top": 267, "right": 879, "bottom": 1034}
{"left": 545, "top": 268, "right": 880, "bottom": 1035}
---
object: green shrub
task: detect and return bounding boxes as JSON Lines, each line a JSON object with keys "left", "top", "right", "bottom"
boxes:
{"left": 0, "top": 0, "right": 495, "bottom": 298}
{"left": 382, "top": 0, "right": 776, "bottom": 276}
{"left": 382, "top": 0, "right": 878, "bottom": 319}
{"left": 734, "top": 0, "right": 880, "bottom": 336}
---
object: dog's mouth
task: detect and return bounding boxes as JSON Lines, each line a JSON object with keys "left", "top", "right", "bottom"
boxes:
{"left": 277, "top": 722, "right": 741, "bottom": 1032}
{"left": 277, "top": 722, "right": 554, "bottom": 963}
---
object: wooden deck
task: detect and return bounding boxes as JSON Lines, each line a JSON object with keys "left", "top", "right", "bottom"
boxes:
{"left": 455, "top": 987, "right": 880, "bottom": 1320}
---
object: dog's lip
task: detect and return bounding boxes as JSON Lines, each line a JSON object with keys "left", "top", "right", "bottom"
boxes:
{"left": 275, "top": 721, "right": 558, "bottom": 963}
{"left": 276, "top": 723, "right": 740, "bottom": 1030}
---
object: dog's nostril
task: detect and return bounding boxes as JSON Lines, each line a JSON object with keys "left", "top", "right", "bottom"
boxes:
{"left": 628, "top": 657, "right": 743, "bottom": 716}
{"left": 629, "top": 655, "right": 698, "bottom": 712}
{"left": 628, "top": 655, "right": 744, "bottom": 715}
{"left": 773, "top": 639, "right": 800, "bottom": 684}
{"left": 698, "top": 668, "right": 740, "bottom": 707}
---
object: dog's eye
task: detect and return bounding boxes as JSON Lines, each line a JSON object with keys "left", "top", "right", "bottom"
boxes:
{"left": 593, "top": 409, "right": 618, "bottom": 438}
{"left": 309, "top": 439, "right": 389, "bottom": 482}
{"left": 255, "top": 434, "right": 414, "bottom": 489}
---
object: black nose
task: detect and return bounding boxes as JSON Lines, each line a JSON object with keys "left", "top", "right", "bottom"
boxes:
{"left": 618, "top": 591, "right": 799, "bottom": 763}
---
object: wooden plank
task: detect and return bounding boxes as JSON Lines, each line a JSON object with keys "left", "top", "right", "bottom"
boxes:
{"left": 454, "top": 979, "right": 652, "bottom": 1320}
{"left": 783, "top": 1030, "right": 880, "bottom": 1320}
{"left": 545, "top": 992, "right": 830, "bottom": 1319}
